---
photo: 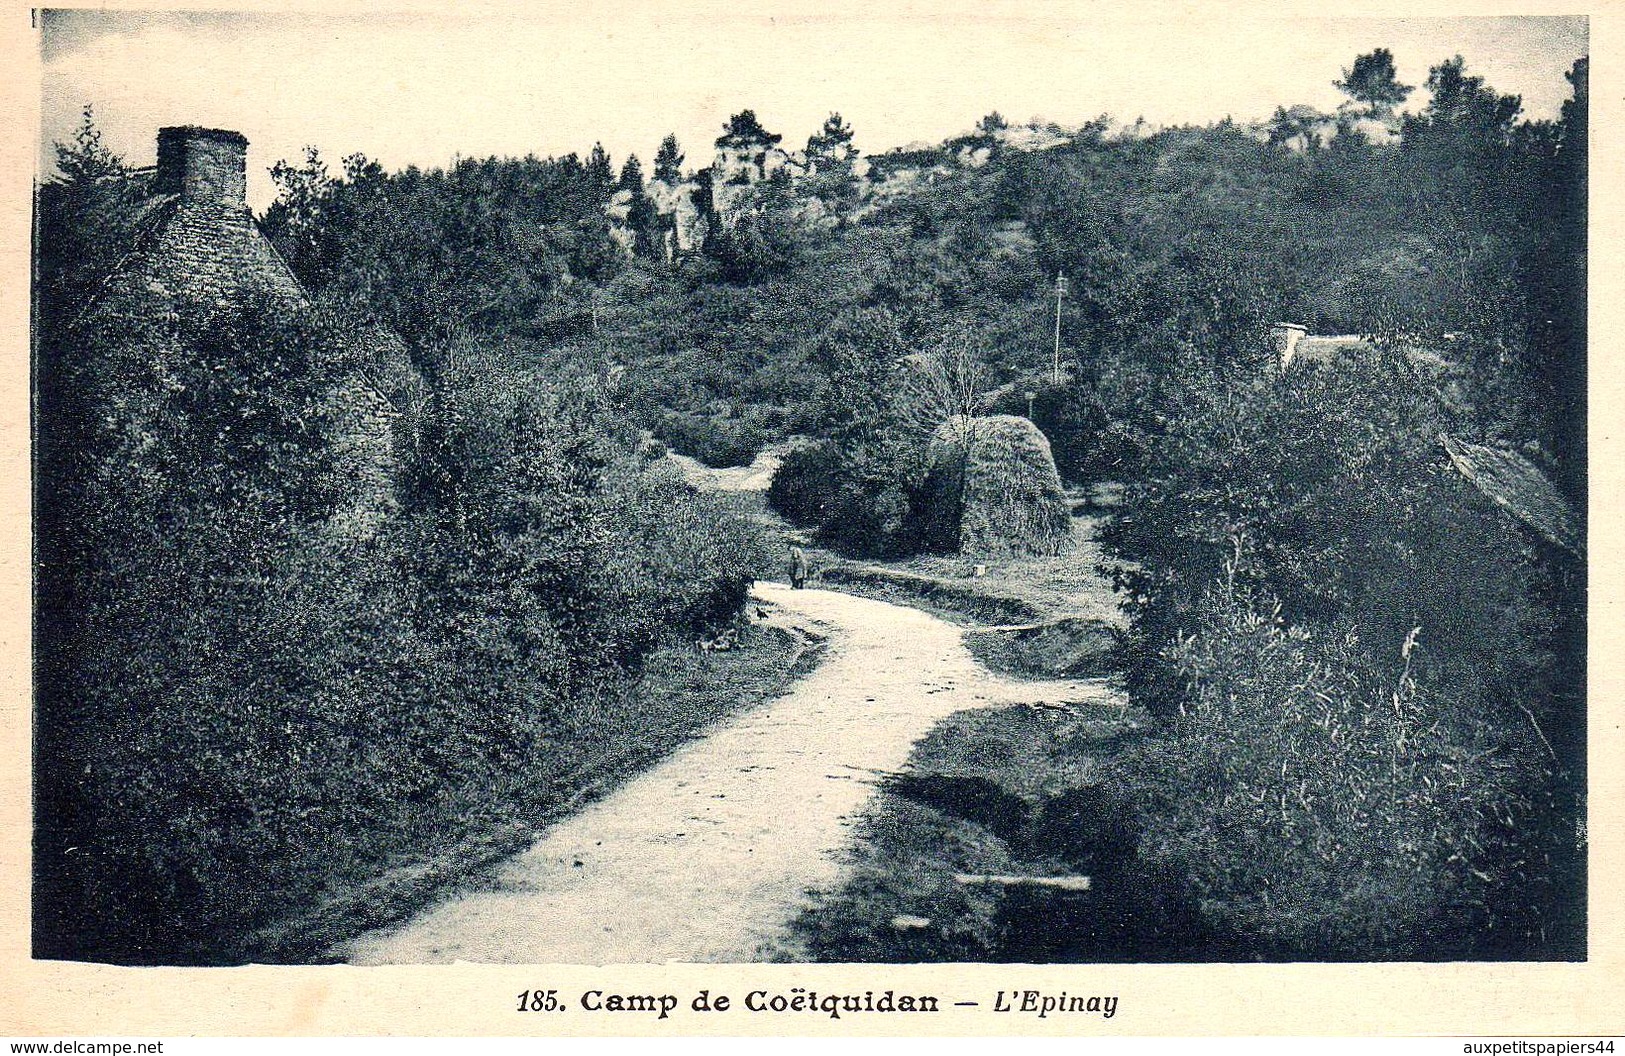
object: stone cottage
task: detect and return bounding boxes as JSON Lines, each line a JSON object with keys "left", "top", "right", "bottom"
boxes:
{"left": 68, "top": 125, "right": 416, "bottom": 537}
{"left": 139, "top": 126, "right": 308, "bottom": 308}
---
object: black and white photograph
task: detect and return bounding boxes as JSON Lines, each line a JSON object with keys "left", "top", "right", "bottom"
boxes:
{"left": 22, "top": 0, "right": 1594, "bottom": 997}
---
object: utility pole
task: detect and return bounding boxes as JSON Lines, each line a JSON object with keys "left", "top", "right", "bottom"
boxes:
{"left": 1052, "top": 271, "right": 1068, "bottom": 385}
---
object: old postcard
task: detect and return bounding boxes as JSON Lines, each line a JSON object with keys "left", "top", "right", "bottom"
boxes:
{"left": 2, "top": 0, "right": 1620, "bottom": 1039}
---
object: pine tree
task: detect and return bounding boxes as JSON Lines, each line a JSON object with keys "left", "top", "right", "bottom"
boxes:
{"left": 804, "top": 112, "right": 860, "bottom": 218}
{"left": 1334, "top": 48, "right": 1415, "bottom": 118}
{"left": 619, "top": 154, "right": 645, "bottom": 194}
{"left": 654, "top": 134, "right": 685, "bottom": 183}
{"left": 716, "top": 110, "right": 781, "bottom": 149}
{"left": 54, "top": 104, "right": 126, "bottom": 184}
{"left": 806, "top": 112, "right": 857, "bottom": 168}
{"left": 586, "top": 142, "right": 615, "bottom": 196}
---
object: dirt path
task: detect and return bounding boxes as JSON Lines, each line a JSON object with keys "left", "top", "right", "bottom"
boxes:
{"left": 341, "top": 582, "right": 1115, "bottom": 965}
{"left": 665, "top": 448, "right": 784, "bottom": 492}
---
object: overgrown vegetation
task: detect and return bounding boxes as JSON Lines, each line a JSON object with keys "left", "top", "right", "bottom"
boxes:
{"left": 35, "top": 42, "right": 1586, "bottom": 962}
{"left": 33, "top": 117, "right": 769, "bottom": 963}
{"left": 1080, "top": 51, "right": 1588, "bottom": 954}
{"left": 1097, "top": 346, "right": 1583, "bottom": 958}
{"left": 795, "top": 51, "right": 1579, "bottom": 959}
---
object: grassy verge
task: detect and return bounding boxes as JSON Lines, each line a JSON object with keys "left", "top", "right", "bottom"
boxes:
{"left": 803, "top": 514, "right": 1127, "bottom": 680}
{"left": 962, "top": 617, "right": 1121, "bottom": 680}
{"left": 815, "top": 564, "right": 1046, "bottom": 626}
{"left": 245, "top": 622, "right": 823, "bottom": 963}
{"left": 818, "top": 512, "right": 1127, "bottom": 623}
{"left": 777, "top": 699, "right": 1216, "bottom": 963}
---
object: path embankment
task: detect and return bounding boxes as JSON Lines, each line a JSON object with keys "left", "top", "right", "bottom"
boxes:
{"left": 244, "top": 621, "right": 818, "bottom": 963}
{"left": 342, "top": 583, "right": 1118, "bottom": 964}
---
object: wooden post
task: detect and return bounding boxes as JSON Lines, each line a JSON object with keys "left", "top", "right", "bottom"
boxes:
{"left": 1052, "top": 273, "right": 1068, "bottom": 384}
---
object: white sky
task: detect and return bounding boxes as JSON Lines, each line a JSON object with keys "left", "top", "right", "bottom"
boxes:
{"left": 35, "top": 4, "right": 1588, "bottom": 213}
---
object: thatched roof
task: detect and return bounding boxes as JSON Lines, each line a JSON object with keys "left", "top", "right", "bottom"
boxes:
{"left": 1441, "top": 434, "right": 1583, "bottom": 557}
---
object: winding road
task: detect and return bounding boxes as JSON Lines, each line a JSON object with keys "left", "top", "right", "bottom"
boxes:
{"left": 341, "top": 582, "right": 1115, "bottom": 965}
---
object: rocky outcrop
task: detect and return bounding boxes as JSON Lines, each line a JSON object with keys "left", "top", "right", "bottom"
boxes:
{"left": 605, "top": 188, "right": 639, "bottom": 255}
{"left": 1248, "top": 104, "right": 1401, "bottom": 152}
{"left": 606, "top": 118, "right": 1081, "bottom": 257}
{"left": 646, "top": 178, "right": 710, "bottom": 256}
{"left": 711, "top": 142, "right": 809, "bottom": 230}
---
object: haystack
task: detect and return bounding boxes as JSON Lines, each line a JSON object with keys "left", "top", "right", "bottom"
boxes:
{"left": 923, "top": 415, "right": 1072, "bottom": 557}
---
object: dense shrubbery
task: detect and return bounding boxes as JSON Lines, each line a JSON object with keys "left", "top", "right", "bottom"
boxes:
{"left": 703, "top": 181, "right": 805, "bottom": 284}
{"left": 1105, "top": 348, "right": 1569, "bottom": 709}
{"left": 261, "top": 149, "right": 621, "bottom": 354}
{"left": 1072, "top": 56, "right": 1588, "bottom": 959}
{"left": 1097, "top": 347, "right": 1582, "bottom": 957}
{"left": 596, "top": 459, "right": 771, "bottom": 640}
{"left": 35, "top": 111, "right": 152, "bottom": 336}
{"left": 35, "top": 251, "right": 767, "bottom": 963}
{"left": 654, "top": 408, "right": 768, "bottom": 468}
{"left": 767, "top": 436, "right": 931, "bottom": 558}
{"left": 993, "top": 383, "right": 1133, "bottom": 483}
{"left": 764, "top": 314, "right": 1031, "bottom": 558}
{"left": 762, "top": 308, "right": 942, "bottom": 556}
{"left": 1112, "top": 583, "right": 1552, "bottom": 958}
{"left": 765, "top": 440, "right": 840, "bottom": 526}
{"left": 245, "top": 55, "right": 1584, "bottom": 510}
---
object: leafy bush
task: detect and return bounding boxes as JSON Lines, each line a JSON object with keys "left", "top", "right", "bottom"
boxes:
{"left": 765, "top": 432, "right": 933, "bottom": 558}
{"left": 1105, "top": 347, "right": 1572, "bottom": 728}
{"left": 1109, "top": 583, "right": 1551, "bottom": 959}
{"left": 999, "top": 383, "right": 1136, "bottom": 483}
{"left": 37, "top": 290, "right": 443, "bottom": 960}
{"left": 655, "top": 409, "right": 767, "bottom": 468}
{"left": 1097, "top": 345, "right": 1582, "bottom": 958}
{"left": 595, "top": 460, "right": 773, "bottom": 652}
{"left": 765, "top": 440, "right": 843, "bottom": 526}
{"left": 35, "top": 144, "right": 149, "bottom": 335}
{"left": 34, "top": 295, "right": 769, "bottom": 962}
{"left": 261, "top": 149, "right": 622, "bottom": 353}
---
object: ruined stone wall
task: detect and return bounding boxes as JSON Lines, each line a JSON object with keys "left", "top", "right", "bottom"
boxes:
{"left": 137, "top": 127, "right": 308, "bottom": 309}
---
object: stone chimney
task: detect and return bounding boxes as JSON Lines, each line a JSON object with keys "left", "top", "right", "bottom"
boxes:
{"left": 153, "top": 126, "right": 249, "bottom": 211}
{"left": 1269, "top": 322, "right": 1308, "bottom": 372}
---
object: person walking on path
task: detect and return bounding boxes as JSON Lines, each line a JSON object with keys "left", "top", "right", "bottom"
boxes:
{"left": 789, "top": 544, "right": 809, "bottom": 589}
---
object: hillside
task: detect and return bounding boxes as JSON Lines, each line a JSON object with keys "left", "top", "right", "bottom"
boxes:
{"left": 33, "top": 45, "right": 1588, "bottom": 963}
